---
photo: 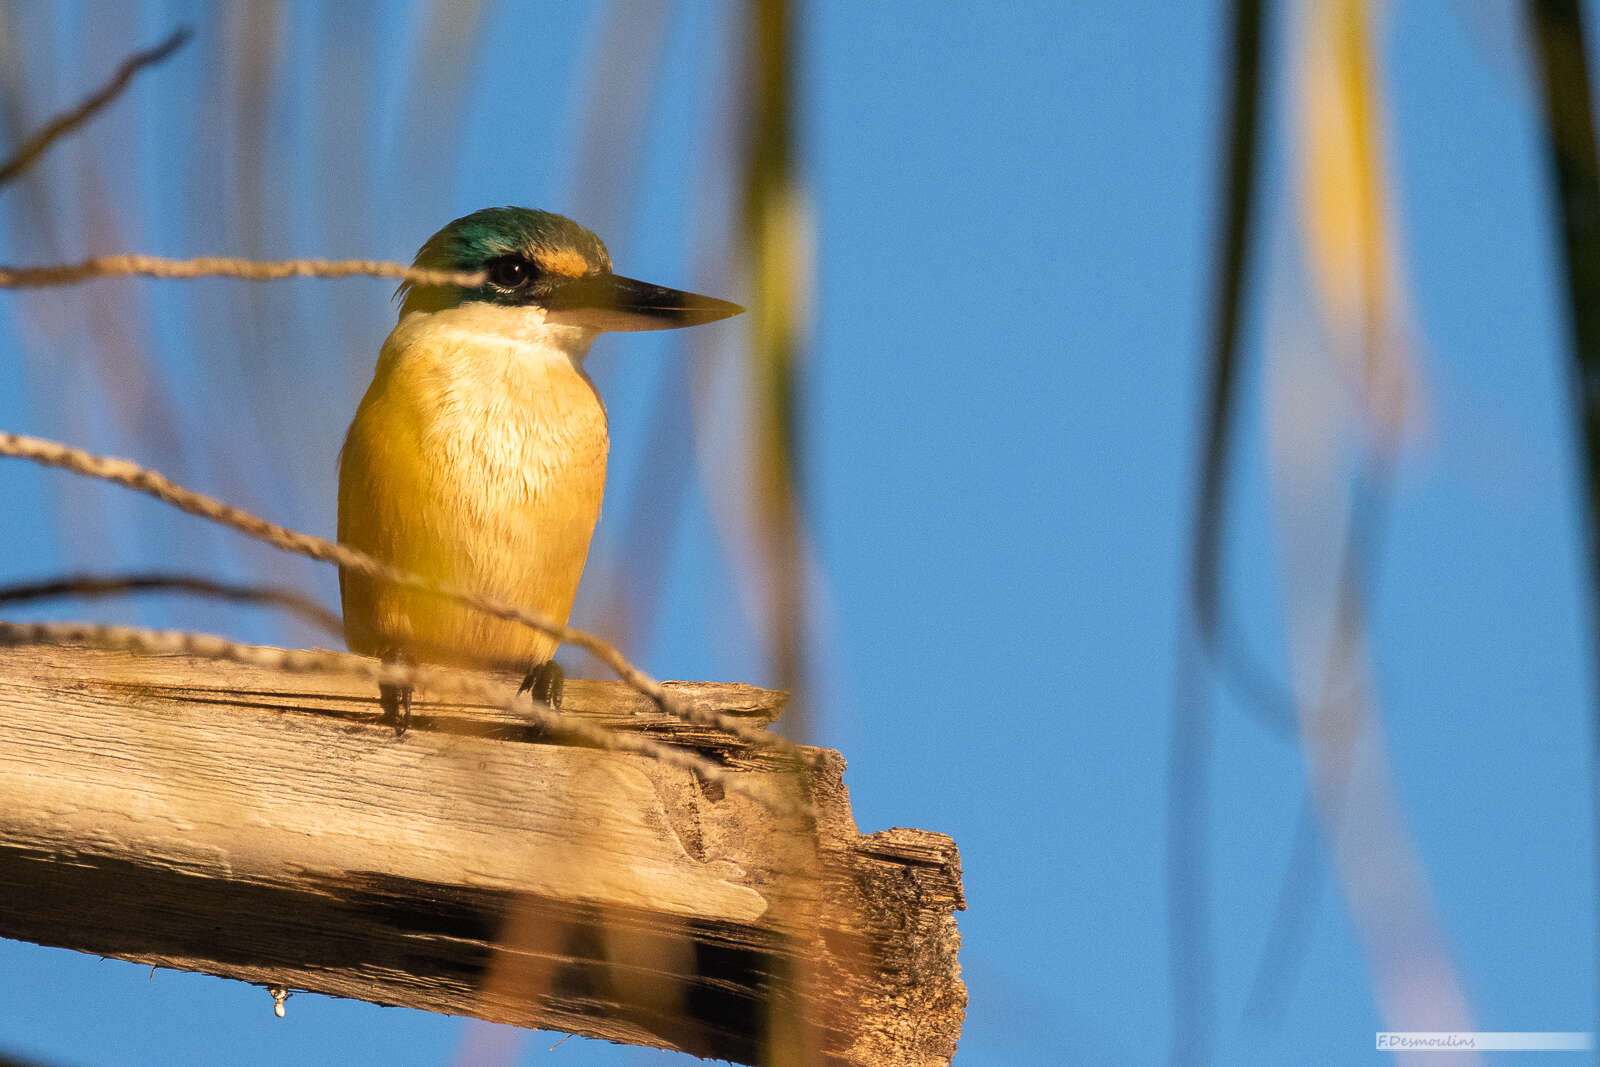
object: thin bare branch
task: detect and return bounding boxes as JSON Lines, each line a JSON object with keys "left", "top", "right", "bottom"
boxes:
{"left": 0, "top": 571, "right": 342, "bottom": 636}
{"left": 0, "top": 255, "right": 484, "bottom": 290}
{"left": 0, "top": 431, "right": 807, "bottom": 763}
{"left": 0, "top": 27, "right": 191, "bottom": 186}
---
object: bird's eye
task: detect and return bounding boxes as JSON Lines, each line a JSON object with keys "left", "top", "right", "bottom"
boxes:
{"left": 486, "top": 255, "right": 533, "bottom": 288}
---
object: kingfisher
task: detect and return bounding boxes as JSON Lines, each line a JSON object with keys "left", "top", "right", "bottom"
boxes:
{"left": 338, "top": 206, "right": 742, "bottom": 733}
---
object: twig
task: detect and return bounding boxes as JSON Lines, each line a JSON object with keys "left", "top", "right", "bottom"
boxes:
{"left": 0, "top": 571, "right": 342, "bottom": 636}
{"left": 0, "top": 256, "right": 484, "bottom": 291}
{"left": 0, "top": 619, "right": 798, "bottom": 813}
{"left": 0, "top": 431, "right": 806, "bottom": 763}
{"left": 0, "top": 28, "right": 192, "bottom": 186}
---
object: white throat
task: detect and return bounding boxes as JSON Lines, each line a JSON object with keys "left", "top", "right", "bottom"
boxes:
{"left": 391, "top": 301, "right": 601, "bottom": 366}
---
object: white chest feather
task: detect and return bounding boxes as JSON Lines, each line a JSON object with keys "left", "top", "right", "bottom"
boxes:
{"left": 412, "top": 330, "right": 609, "bottom": 507}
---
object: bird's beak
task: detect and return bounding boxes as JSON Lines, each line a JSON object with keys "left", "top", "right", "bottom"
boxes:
{"left": 542, "top": 273, "right": 744, "bottom": 332}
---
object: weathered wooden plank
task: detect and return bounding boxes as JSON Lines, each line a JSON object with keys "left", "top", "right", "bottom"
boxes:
{"left": 0, "top": 644, "right": 965, "bottom": 1065}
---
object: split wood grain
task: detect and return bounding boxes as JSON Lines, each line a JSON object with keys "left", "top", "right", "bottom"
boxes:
{"left": 0, "top": 644, "right": 965, "bottom": 1065}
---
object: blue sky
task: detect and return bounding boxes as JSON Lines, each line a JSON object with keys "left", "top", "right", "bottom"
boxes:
{"left": 0, "top": 1, "right": 1594, "bottom": 1064}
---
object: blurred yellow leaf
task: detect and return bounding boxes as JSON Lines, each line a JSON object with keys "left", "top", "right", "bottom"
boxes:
{"left": 1297, "top": 0, "right": 1422, "bottom": 442}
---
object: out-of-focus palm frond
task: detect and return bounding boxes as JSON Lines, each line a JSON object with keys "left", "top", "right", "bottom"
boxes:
{"left": 742, "top": 0, "right": 810, "bottom": 713}
{"left": 1169, "top": 2, "right": 1267, "bottom": 1060}
{"left": 1524, "top": 0, "right": 1600, "bottom": 1033}
{"left": 1256, "top": 0, "right": 1471, "bottom": 1038}
{"left": 1298, "top": 0, "right": 1423, "bottom": 443}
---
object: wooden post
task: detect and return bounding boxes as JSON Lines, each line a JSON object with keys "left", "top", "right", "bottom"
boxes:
{"left": 0, "top": 645, "right": 965, "bottom": 1065}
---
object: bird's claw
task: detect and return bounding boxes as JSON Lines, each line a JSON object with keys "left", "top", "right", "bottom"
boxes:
{"left": 379, "top": 681, "right": 412, "bottom": 736}
{"left": 520, "top": 660, "right": 565, "bottom": 708}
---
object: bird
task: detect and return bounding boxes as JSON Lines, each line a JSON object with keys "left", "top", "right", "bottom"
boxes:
{"left": 338, "top": 206, "right": 743, "bottom": 734}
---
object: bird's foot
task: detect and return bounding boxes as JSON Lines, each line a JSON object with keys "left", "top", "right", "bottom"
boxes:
{"left": 377, "top": 649, "right": 415, "bottom": 736}
{"left": 519, "top": 660, "right": 565, "bottom": 709}
{"left": 379, "top": 682, "right": 413, "bottom": 736}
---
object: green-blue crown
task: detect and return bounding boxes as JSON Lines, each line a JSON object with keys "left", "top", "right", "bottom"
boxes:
{"left": 397, "top": 206, "right": 613, "bottom": 316}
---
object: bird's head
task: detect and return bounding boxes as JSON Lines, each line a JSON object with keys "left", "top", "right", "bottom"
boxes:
{"left": 396, "top": 206, "right": 742, "bottom": 334}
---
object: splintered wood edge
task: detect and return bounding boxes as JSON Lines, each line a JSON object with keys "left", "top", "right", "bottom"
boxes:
{"left": 0, "top": 643, "right": 967, "bottom": 1066}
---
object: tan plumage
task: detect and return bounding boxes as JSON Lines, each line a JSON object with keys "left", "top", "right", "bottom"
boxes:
{"left": 339, "top": 304, "right": 608, "bottom": 670}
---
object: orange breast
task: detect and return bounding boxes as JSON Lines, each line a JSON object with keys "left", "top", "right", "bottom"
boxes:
{"left": 338, "top": 323, "right": 609, "bottom": 670}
